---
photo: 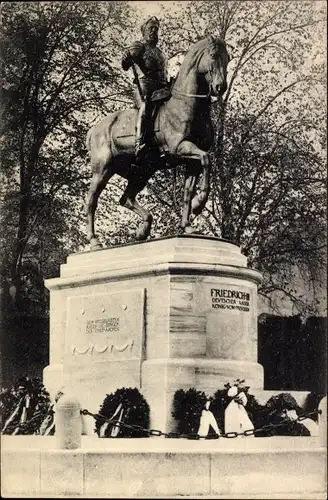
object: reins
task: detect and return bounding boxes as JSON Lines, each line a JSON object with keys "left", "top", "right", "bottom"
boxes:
{"left": 170, "top": 42, "right": 215, "bottom": 100}
{"left": 172, "top": 88, "right": 211, "bottom": 99}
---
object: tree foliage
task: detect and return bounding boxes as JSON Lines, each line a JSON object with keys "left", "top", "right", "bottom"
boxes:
{"left": 0, "top": 1, "right": 132, "bottom": 314}
{"left": 102, "top": 0, "right": 326, "bottom": 314}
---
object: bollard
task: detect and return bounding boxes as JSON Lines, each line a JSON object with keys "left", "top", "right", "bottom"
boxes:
{"left": 55, "top": 394, "right": 82, "bottom": 449}
{"left": 318, "top": 396, "right": 327, "bottom": 446}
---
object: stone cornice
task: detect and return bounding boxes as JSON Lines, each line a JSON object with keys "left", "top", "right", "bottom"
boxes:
{"left": 45, "top": 261, "right": 262, "bottom": 290}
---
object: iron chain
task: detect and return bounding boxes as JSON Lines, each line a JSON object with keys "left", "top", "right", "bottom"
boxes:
{"left": 81, "top": 408, "right": 322, "bottom": 440}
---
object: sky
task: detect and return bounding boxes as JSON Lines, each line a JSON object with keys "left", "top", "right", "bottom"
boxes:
{"left": 128, "top": 1, "right": 182, "bottom": 18}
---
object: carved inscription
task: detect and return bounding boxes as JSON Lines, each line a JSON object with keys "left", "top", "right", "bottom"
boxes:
{"left": 86, "top": 318, "right": 119, "bottom": 334}
{"left": 66, "top": 289, "right": 145, "bottom": 370}
{"left": 211, "top": 288, "right": 250, "bottom": 312}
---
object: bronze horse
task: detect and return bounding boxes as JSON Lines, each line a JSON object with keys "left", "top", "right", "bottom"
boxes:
{"left": 85, "top": 36, "right": 229, "bottom": 249}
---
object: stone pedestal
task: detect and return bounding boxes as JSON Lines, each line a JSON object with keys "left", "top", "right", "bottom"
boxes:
{"left": 44, "top": 235, "right": 263, "bottom": 435}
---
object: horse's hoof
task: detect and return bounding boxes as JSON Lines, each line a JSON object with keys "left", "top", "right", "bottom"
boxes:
{"left": 183, "top": 224, "right": 195, "bottom": 235}
{"left": 136, "top": 222, "right": 151, "bottom": 241}
{"left": 90, "top": 238, "right": 103, "bottom": 251}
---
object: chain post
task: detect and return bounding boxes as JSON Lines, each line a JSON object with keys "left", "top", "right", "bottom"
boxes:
{"left": 56, "top": 395, "right": 82, "bottom": 449}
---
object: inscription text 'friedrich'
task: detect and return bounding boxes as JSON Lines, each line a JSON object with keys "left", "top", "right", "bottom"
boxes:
{"left": 86, "top": 318, "right": 119, "bottom": 334}
{"left": 211, "top": 288, "right": 250, "bottom": 312}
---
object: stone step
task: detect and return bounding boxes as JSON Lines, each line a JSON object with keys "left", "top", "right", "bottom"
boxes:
{"left": 1, "top": 436, "right": 326, "bottom": 498}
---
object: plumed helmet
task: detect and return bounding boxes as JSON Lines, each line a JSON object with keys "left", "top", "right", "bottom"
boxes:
{"left": 141, "top": 16, "right": 160, "bottom": 35}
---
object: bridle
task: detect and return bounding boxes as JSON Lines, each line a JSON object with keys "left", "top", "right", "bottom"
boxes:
{"left": 171, "top": 56, "right": 219, "bottom": 100}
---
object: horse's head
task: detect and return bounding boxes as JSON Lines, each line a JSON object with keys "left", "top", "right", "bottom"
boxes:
{"left": 198, "top": 36, "right": 230, "bottom": 97}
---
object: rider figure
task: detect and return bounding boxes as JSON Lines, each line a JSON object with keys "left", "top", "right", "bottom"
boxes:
{"left": 121, "top": 17, "right": 167, "bottom": 164}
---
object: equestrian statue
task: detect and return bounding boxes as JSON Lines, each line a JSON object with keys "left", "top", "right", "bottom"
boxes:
{"left": 85, "top": 17, "right": 230, "bottom": 250}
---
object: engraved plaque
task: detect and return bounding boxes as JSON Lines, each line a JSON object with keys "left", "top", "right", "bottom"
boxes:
{"left": 65, "top": 289, "right": 145, "bottom": 364}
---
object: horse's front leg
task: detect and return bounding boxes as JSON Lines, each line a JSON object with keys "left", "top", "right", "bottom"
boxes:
{"left": 192, "top": 154, "right": 210, "bottom": 216}
{"left": 177, "top": 140, "right": 210, "bottom": 217}
{"left": 85, "top": 168, "right": 112, "bottom": 250}
{"left": 181, "top": 173, "right": 198, "bottom": 233}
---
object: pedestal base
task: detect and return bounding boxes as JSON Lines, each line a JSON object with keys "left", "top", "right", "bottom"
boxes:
{"left": 44, "top": 236, "right": 263, "bottom": 435}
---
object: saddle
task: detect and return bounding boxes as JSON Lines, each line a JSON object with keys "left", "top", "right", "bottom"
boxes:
{"left": 116, "top": 84, "right": 173, "bottom": 161}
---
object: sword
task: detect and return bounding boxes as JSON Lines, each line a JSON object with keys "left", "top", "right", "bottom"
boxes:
{"left": 131, "top": 63, "right": 144, "bottom": 102}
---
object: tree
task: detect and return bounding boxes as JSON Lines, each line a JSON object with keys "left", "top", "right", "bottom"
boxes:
{"left": 102, "top": 0, "right": 325, "bottom": 313}
{"left": 0, "top": 1, "right": 135, "bottom": 313}
{"left": 192, "top": 0, "right": 326, "bottom": 313}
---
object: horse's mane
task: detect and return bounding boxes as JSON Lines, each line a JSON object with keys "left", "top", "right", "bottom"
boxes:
{"left": 180, "top": 36, "right": 227, "bottom": 71}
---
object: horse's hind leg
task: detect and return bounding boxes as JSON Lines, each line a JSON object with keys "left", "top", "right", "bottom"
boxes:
{"left": 85, "top": 167, "right": 112, "bottom": 250}
{"left": 119, "top": 177, "right": 153, "bottom": 241}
